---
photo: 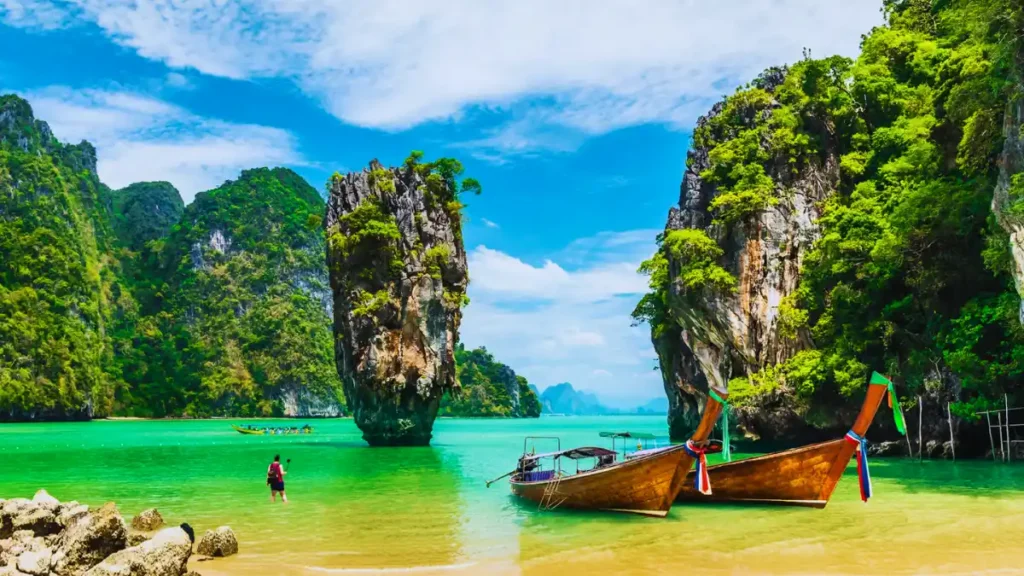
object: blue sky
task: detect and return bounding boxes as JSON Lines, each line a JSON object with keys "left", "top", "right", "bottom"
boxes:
{"left": 0, "top": 0, "right": 882, "bottom": 407}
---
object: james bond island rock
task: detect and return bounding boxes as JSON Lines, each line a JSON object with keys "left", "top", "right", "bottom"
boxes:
{"left": 326, "top": 153, "right": 475, "bottom": 446}
{"left": 638, "top": 1, "right": 1024, "bottom": 453}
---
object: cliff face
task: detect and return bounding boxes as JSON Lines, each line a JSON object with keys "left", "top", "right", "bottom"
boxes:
{"left": 0, "top": 95, "right": 124, "bottom": 420}
{"left": 993, "top": 65, "right": 1024, "bottom": 324}
{"left": 326, "top": 157, "right": 469, "bottom": 445}
{"left": 1, "top": 93, "right": 358, "bottom": 420}
{"left": 655, "top": 69, "right": 840, "bottom": 440}
{"left": 135, "top": 167, "right": 344, "bottom": 417}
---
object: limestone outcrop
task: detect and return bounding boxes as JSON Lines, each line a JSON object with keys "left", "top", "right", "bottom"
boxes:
{"left": 652, "top": 68, "right": 839, "bottom": 441}
{"left": 326, "top": 156, "right": 471, "bottom": 445}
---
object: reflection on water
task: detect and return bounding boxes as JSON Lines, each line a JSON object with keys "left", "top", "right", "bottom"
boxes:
{"left": 2, "top": 417, "right": 1023, "bottom": 575}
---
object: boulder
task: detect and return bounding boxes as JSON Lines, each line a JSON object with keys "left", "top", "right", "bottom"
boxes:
{"left": 16, "top": 549, "right": 51, "bottom": 576}
{"left": 30, "top": 491, "right": 59, "bottom": 512}
{"left": 130, "top": 510, "right": 163, "bottom": 532}
{"left": 195, "top": 527, "right": 237, "bottom": 558}
{"left": 51, "top": 502, "right": 127, "bottom": 576}
{"left": 126, "top": 533, "right": 148, "bottom": 547}
{"left": 83, "top": 527, "right": 192, "bottom": 576}
{"left": 868, "top": 440, "right": 907, "bottom": 457}
{"left": 11, "top": 508, "right": 59, "bottom": 537}
{"left": 0, "top": 531, "right": 44, "bottom": 569}
{"left": 57, "top": 504, "right": 90, "bottom": 529}
{"left": 0, "top": 567, "right": 31, "bottom": 576}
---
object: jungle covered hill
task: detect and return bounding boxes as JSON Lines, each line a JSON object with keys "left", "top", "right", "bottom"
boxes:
{"left": 636, "top": 0, "right": 1024, "bottom": 455}
{"left": 440, "top": 345, "right": 541, "bottom": 418}
{"left": 0, "top": 95, "right": 530, "bottom": 422}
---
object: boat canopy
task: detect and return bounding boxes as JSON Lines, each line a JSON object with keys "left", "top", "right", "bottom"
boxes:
{"left": 524, "top": 447, "right": 617, "bottom": 461}
{"left": 598, "top": 431, "right": 657, "bottom": 440}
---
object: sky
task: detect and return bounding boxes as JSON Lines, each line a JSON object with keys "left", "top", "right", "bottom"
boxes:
{"left": 0, "top": 0, "right": 884, "bottom": 408}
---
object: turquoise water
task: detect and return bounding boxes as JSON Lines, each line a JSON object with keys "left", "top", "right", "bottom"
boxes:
{"left": 1, "top": 416, "right": 1023, "bottom": 575}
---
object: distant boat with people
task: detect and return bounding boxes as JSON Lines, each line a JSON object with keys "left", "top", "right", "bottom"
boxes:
{"left": 232, "top": 424, "right": 314, "bottom": 436}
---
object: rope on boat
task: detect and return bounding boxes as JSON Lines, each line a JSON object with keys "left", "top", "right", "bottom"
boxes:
{"left": 683, "top": 440, "right": 712, "bottom": 495}
{"left": 844, "top": 430, "right": 872, "bottom": 502}
{"left": 871, "top": 371, "right": 907, "bottom": 435}
{"left": 709, "top": 389, "right": 731, "bottom": 462}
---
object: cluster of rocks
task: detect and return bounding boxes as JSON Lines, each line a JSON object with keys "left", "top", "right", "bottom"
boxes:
{"left": 0, "top": 491, "right": 237, "bottom": 576}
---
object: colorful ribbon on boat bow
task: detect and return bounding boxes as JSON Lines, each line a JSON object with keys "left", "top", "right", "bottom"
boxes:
{"left": 844, "top": 430, "right": 872, "bottom": 502}
{"left": 683, "top": 440, "right": 712, "bottom": 495}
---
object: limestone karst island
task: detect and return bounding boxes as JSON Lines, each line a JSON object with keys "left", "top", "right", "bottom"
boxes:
{"left": 2, "top": 0, "right": 1023, "bottom": 574}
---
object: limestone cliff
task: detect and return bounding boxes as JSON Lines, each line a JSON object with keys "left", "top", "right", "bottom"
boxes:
{"left": 326, "top": 156, "right": 470, "bottom": 445}
{"left": 993, "top": 72, "right": 1024, "bottom": 324}
{"left": 653, "top": 68, "right": 840, "bottom": 441}
{"left": 131, "top": 168, "right": 345, "bottom": 418}
{"left": 0, "top": 95, "right": 124, "bottom": 420}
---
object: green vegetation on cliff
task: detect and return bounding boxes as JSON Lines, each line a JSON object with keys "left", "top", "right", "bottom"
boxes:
{"left": 638, "top": 0, "right": 1024, "bottom": 416}
{"left": 109, "top": 182, "right": 184, "bottom": 252}
{"left": 441, "top": 345, "right": 541, "bottom": 417}
{"left": 119, "top": 168, "right": 344, "bottom": 417}
{"left": 0, "top": 94, "right": 346, "bottom": 419}
{"left": 0, "top": 95, "right": 130, "bottom": 419}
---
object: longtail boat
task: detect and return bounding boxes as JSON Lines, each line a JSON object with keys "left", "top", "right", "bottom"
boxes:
{"left": 232, "top": 424, "right": 315, "bottom": 436}
{"left": 676, "top": 372, "right": 902, "bottom": 508}
{"left": 499, "top": 386, "right": 727, "bottom": 517}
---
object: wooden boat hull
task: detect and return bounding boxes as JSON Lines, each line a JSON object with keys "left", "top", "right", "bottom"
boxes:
{"left": 676, "top": 380, "right": 888, "bottom": 508}
{"left": 232, "top": 425, "right": 265, "bottom": 435}
{"left": 510, "top": 445, "right": 688, "bottom": 517}
{"left": 676, "top": 438, "right": 845, "bottom": 507}
{"left": 509, "top": 386, "right": 728, "bottom": 517}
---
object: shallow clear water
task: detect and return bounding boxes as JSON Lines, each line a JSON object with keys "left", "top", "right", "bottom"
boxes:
{"left": 1, "top": 416, "right": 1022, "bottom": 575}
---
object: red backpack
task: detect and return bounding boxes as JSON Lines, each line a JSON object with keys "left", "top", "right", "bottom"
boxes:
{"left": 267, "top": 462, "right": 282, "bottom": 484}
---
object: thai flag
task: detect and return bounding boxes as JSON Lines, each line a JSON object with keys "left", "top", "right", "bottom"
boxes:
{"left": 685, "top": 440, "right": 712, "bottom": 495}
{"left": 844, "top": 431, "right": 872, "bottom": 502}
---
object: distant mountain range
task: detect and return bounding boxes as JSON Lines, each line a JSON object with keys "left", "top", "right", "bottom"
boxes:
{"left": 535, "top": 383, "right": 667, "bottom": 416}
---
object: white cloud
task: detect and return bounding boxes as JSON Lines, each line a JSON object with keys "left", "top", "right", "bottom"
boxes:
{"left": 164, "top": 72, "right": 191, "bottom": 89}
{"left": 469, "top": 245, "right": 648, "bottom": 303}
{"left": 480, "top": 218, "right": 499, "bottom": 229}
{"left": 4, "top": 0, "right": 884, "bottom": 153}
{"left": 23, "top": 86, "right": 303, "bottom": 201}
{"left": 461, "top": 230, "right": 664, "bottom": 405}
{"left": 0, "top": 0, "right": 71, "bottom": 29}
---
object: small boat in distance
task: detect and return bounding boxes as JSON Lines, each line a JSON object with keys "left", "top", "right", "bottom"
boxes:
{"left": 232, "top": 424, "right": 315, "bottom": 436}
{"left": 498, "top": 386, "right": 728, "bottom": 517}
{"left": 676, "top": 372, "right": 902, "bottom": 508}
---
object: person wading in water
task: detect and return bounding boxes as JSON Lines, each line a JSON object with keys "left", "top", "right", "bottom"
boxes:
{"left": 267, "top": 454, "right": 288, "bottom": 503}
